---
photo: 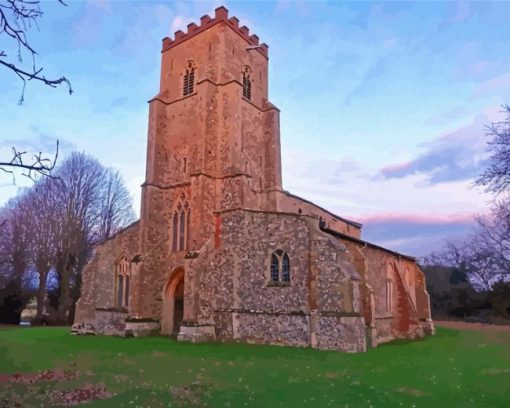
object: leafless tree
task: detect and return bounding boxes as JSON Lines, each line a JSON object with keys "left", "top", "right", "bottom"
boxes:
{"left": 50, "top": 153, "right": 135, "bottom": 323}
{"left": 96, "top": 169, "right": 136, "bottom": 241}
{"left": 51, "top": 153, "right": 104, "bottom": 323}
{"left": 0, "top": 194, "right": 32, "bottom": 289}
{"left": 473, "top": 199, "right": 510, "bottom": 283}
{"left": 0, "top": 0, "right": 72, "bottom": 104}
{"left": 1, "top": 151, "right": 135, "bottom": 324}
{"left": 24, "top": 178, "right": 60, "bottom": 319}
{"left": 475, "top": 105, "right": 510, "bottom": 195}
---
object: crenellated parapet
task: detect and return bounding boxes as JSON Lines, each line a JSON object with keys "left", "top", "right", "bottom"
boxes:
{"left": 161, "top": 5, "right": 269, "bottom": 58}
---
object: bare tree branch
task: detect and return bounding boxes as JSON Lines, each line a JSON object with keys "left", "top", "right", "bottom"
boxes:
{"left": 475, "top": 104, "right": 510, "bottom": 195}
{"left": 0, "top": 140, "right": 59, "bottom": 183}
{"left": 0, "top": 0, "right": 72, "bottom": 104}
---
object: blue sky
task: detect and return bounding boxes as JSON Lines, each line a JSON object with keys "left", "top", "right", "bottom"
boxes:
{"left": 1, "top": 0, "right": 509, "bottom": 256}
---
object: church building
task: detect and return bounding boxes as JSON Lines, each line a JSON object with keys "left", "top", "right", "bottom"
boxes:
{"left": 74, "top": 6, "right": 435, "bottom": 352}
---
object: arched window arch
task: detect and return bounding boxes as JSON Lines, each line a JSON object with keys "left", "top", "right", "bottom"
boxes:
{"left": 269, "top": 250, "right": 291, "bottom": 284}
{"left": 183, "top": 61, "right": 196, "bottom": 96}
{"left": 242, "top": 66, "right": 251, "bottom": 100}
{"left": 171, "top": 201, "right": 191, "bottom": 252}
{"left": 115, "top": 255, "right": 130, "bottom": 308}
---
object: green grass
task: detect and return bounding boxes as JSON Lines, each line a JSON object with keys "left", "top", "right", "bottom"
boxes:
{"left": 0, "top": 326, "right": 509, "bottom": 407}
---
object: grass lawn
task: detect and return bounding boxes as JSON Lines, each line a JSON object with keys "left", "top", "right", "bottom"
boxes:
{"left": 0, "top": 326, "right": 509, "bottom": 407}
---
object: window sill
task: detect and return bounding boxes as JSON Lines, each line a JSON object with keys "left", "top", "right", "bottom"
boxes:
{"left": 266, "top": 281, "right": 291, "bottom": 287}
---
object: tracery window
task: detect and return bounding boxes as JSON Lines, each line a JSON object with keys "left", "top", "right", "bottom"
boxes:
{"left": 269, "top": 249, "right": 291, "bottom": 284}
{"left": 171, "top": 201, "right": 191, "bottom": 252}
{"left": 242, "top": 66, "right": 251, "bottom": 100}
{"left": 115, "top": 255, "right": 130, "bottom": 308}
{"left": 183, "top": 61, "right": 196, "bottom": 96}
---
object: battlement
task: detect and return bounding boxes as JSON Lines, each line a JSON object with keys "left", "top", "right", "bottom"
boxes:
{"left": 161, "top": 6, "right": 268, "bottom": 58}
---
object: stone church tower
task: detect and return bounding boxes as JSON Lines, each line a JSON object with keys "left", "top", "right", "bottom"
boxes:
{"left": 74, "top": 6, "right": 435, "bottom": 352}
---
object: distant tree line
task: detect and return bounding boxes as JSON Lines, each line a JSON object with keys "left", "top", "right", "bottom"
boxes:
{"left": 422, "top": 105, "right": 510, "bottom": 323}
{"left": 0, "top": 152, "right": 135, "bottom": 325}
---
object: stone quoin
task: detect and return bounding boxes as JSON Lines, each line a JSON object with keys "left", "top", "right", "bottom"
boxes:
{"left": 74, "top": 5, "right": 435, "bottom": 351}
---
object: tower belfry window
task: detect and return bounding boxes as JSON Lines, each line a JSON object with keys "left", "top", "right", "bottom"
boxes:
{"left": 183, "top": 61, "right": 196, "bottom": 96}
{"left": 242, "top": 66, "right": 251, "bottom": 100}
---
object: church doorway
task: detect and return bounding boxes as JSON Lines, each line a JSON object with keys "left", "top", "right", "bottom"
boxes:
{"left": 162, "top": 268, "right": 185, "bottom": 335}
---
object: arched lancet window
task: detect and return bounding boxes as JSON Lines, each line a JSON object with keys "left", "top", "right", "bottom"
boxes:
{"left": 172, "top": 212, "right": 178, "bottom": 252}
{"left": 179, "top": 209, "right": 185, "bottom": 251}
{"left": 171, "top": 201, "right": 191, "bottom": 252}
{"left": 386, "top": 265, "right": 393, "bottom": 313}
{"left": 115, "top": 255, "right": 130, "bottom": 308}
{"left": 183, "top": 61, "right": 196, "bottom": 96}
{"left": 270, "top": 253, "right": 279, "bottom": 282}
{"left": 269, "top": 250, "right": 291, "bottom": 284}
{"left": 186, "top": 208, "right": 191, "bottom": 250}
{"left": 282, "top": 253, "right": 290, "bottom": 282}
{"left": 242, "top": 66, "right": 251, "bottom": 100}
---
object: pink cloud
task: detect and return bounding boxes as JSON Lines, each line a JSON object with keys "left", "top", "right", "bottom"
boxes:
{"left": 473, "top": 72, "right": 510, "bottom": 98}
{"left": 358, "top": 212, "right": 479, "bottom": 225}
{"left": 380, "top": 160, "right": 413, "bottom": 174}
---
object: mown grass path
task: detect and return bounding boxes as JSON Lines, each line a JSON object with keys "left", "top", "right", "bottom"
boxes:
{"left": 0, "top": 326, "right": 509, "bottom": 407}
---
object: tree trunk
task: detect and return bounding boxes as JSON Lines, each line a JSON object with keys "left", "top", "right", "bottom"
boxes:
{"left": 35, "top": 262, "right": 50, "bottom": 320}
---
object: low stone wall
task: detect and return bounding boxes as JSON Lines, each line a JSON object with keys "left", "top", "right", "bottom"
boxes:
{"left": 229, "top": 311, "right": 310, "bottom": 348}
{"left": 125, "top": 321, "right": 160, "bottom": 337}
{"left": 214, "top": 311, "right": 234, "bottom": 339}
{"left": 315, "top": 316, "right": 366, "bottom": 352}
{"left": 375, "top": 316, "right": 395, "bottom": 344}
{"left": 178, "top": 324, "right": 216, "bottom": 343}
{"left": 94, "top": 310, "right": 129, "bottom": 336}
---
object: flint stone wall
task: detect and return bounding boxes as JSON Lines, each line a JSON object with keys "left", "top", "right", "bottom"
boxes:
{"left": 74, "top": 221, "right": 140, "bottom": 325}
{"left": 94, "top": 310, "right": 129, "bottom": 336}
{"left": 191, "top": 209, "right": 366, "bottom": 351}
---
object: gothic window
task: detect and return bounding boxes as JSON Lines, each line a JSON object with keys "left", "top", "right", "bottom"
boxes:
{"left": 270, "top": 253, "right": 279, "bottom": 282}
{"left": 282, "top": 253, "right": 290, "bottom": 282}
{"left": 171, "top": 201, "right": 191, "bottom": 252}
{"left": 386, "top": 279, "right": 393, "bottom": 313}
{"left": 115, "top": 255, "right": 130, "bottom": 308}
{"left": 183, "top": 61, "right": 196, "bottom": 96}
{"left": 179, "top": 209, "right": 185, "bottom": 250}
{"left": 269, "top": 250, "right": 291, "bottom": 284}
{"left": 186, "top": 208, "right": 191, "bottom": 250}
{"left": 242, "top": 66, "right": 251, "bottom": 100}
{"left": 124, "top": 275, "right": 130, "bottom": 307}
{"left": 117, "top": 275, "right": 123, "bottom": 307}
{"left": 172, "top": 213, "right": 178, "bottom": 252}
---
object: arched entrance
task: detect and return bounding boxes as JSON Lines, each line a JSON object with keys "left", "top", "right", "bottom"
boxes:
{"left": 162, "top": 268, "right": 185, "bottom": 335}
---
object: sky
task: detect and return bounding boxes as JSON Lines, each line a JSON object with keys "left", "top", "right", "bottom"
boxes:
{"left": 1, "top": 0, "right": 509, "bottom": 257}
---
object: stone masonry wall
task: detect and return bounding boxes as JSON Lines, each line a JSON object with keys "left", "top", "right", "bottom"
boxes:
{"left": 189, "top": 209, "right": 367, "bottom": 351}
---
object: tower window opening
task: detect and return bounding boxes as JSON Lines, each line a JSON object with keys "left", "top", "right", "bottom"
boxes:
{"left": 243, "top": 66, "right": 251, "bottom": 100}
{"left": 183, "top": 61, "right": 195, "bottom": 96}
